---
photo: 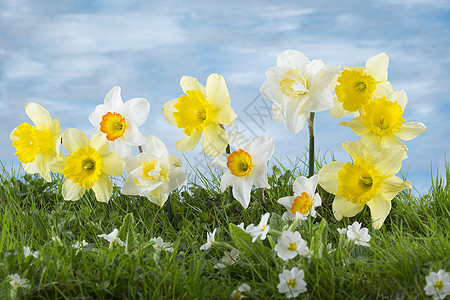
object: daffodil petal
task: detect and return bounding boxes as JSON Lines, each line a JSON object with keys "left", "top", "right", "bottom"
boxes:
{"left": 366, "top": 193, "right": 391, "bottom": 229}
{"left": 210, "top": 153, "right": 228, "bottom": 171}
{"left": 374, "top": 146, "right": 407, "bottom": 176}
{"left": 272, "top": 102, "right": 285, "bottom": 121}
{"left": 36, "top": 152, "right": 54, "bottom": 182}
{"left": 277, "top": 50, "right": 310, "bottom": 68}
{"left": 25, "top": 102, "right": 51, "bottom": 130}
{"left": 330, "top": 97, "right": 350, "bottom": 117}
{"left": 50, "top": 156, "right": 67, "bottom": 173}
{"left": 144, "top": 135, "right": 169, "bottom": 158}
{"left": 92, "top": 174, "right": 113, "bottom": 203}
{"left": 232, "top": 176, "right": 253, "bottom": 209}
{"left": 123, "top": 97, "right": 150, "bottom": 126}
{"left": 390, "top": 90, "right": 407, "bottom": 110}
{"left": 122, "top": 122, "right": 146, "bottom": 146}
{"left": 318, "top": 161, "right": 345, "bottom": 195}
{"left": 339, "top": 117, "right": 369, "bottom": 136}
{"left": 304, "top": 86, "right": 334, "bottom": 113}
{"left": 122, "top": 177, "right": 139, "bottom": 195}
{"left": 63, "top": 128, "right": 89, "bottom": 153}
{"left": 342, "top": 141, "right": 373, "bottom": 162}
{"left": 380, "top": 176, "right": 411, "bottom": 201}
{"left": 294, "top": 174, "right": 319, "bottom": 196}
{"left": 248, "top": 135, "right": 275, "bottom": 164}
{"left": 180, "top": 76, "right": 206, "bottom": 95}
{"left": 251, "top": 164, "right": 270, "bottom": 188}
{"left": 104, "top": 86, "right": 124, "bottom": 112}
{"left": 360, "top": 133, "right": 383, "bottom": 152}
{"left": 213, "top": 103, "right": 238, "bottom": 127}
{"left": 175, "top": 131, "right": 202, "bottom": 152}
{"left": 202, "top": 124, "right": 228, "bottom": 157}
{"left": 23, "top": 161, "right": 38, "bottom": 174}
{"left": 220, "top": 172, "right": 234, "bottom": 192}
{"left": 333, "top": 195, "right": 364, "bottom": 220}
{"left": 373, "top": 80, "right": 393, "bottom": 99}
{"left": 206, "top": 73, "right": 231, "bottom": 109}
{"left": 123, "top": 155, "right": 141, "bottom": 173}
{"left": 260, "top": 67, "right": 284, "bottom": 101}
{"left": 278, "top": 196, "right": 295, "bottom": 211}
{"left": 284, "top": 110, "right": 308, "bottom": 133}
{"left": 168, "top": 167, "right": 187, "bottom": 191}
{"left": 102, "top": 151, "right": 125, "bottom": 177}
{"left": 365, "top": 53, "right": 389, "bottom": 82}
{"left": 62, "top": 180, "right": 86, "bottom": 201}
{"left": 110, "top": 139, "right": 131, "bottom": 158}
{"left": 380, "top": 134, "right": 405, "bottom": 149}
{"left": 162, "top": 98, "right": 178, "bottom": 126}
{"left": 395, "top": 122, "right": 427, "bottom": 141}
{"left": 90, "top": 133, "right": 109, "bottom": 156}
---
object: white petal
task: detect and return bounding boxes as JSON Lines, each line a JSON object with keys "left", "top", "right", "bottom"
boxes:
{"left": 339, "top": 117, "right": 369, "bottom": 136}
{"left": 123, "top": 122, "right": 146, "bottom": 146}
{"left": 318, "top": 161, "right": 345, "bottom": 195}
{"left": 380, "top": 176, "right": 412, "bottom": 201}
{"left": 284, "top": 110, "right": 308, "bottom": 133}
{"left": 365, "top": 53, "right": 389, "bottom": 82}
{"left": 23, "top": 161, "right": 39, "bottom": 175}
{"left": 374, "top": 146, "right": 407, "bottom": 176}
{"left": 205, "top": 73, "right": 231, "bottom": 109}
{"left": 88, "top": 104, "right": 107, "bottom": 128}
{"left": 232, "top": 176, "right": 253, "bottom": 208}
{"left": 168, "top": 167, "right": 187, "bottom": 191}
{"left": 25, "top": 102, "right": 51, "bottom": 130}
{"left": 333, "top": 195, "right": 364, "bottom": 220}
{"left": 175, "top": 131, "right": 202, "bottom": 152}
{"left": 110, "top": 139, "right": 132, "bottom": 157}
{"left": 373, "top": 81, "right": 393, "bottom": 99}
{"left": 50, "top": 156, "right": 67, "bottom": 173}
{"left": 220, "top": 172, "right": 234, "bottom": 192}
{"left": 122, "top": 177, "right": 139, "bottom": 195}
{"left": 303, "top": 87, "right": 334, "bottom": 113}
{"left": 260, "top": 69, "right": 284, "bottom": 102}
{"left": 143, "top": 135, "right": 169, "bottom": 158}
{"left": 293, "top": 174, "right": 318, "bottom": 196}
{"left": 210, "top": 153, "right": 229, "bottom": 171}
{"left": 104, "top": 86, "right": 124, "bottom": 112}
{"left": 278, "top": 196, "right": 295, "bottom": 211}
{"left": 123, "top": 97, "right": 150, "bottom": 126}
{"left": 92, "top": 174, "right": 113, "bottom": 203}
{"left": 62, "top": 180, "right": 86, "bottom": 201}
{"left": 36, "top": 152, "right": 54, "bottom": 182}
{"left": 123, "top": 155, "right": 141, "bottom": 173}
{"left": 342, "top": 141, "right": 373, "bottom": 162}
{"left": 251, "top": 164, "right": 270, "bottom": 188}
{"left": 89, "top": 133, "right": 109, "bottom": 156}
{"left": 277, "top": 50, "right": 310, "bottom": 68}
{"left": 248, "top": 136, "right": 275, "bottom": 164}
{"left": 272, "top": 102, "right": 285, "bottom": 121}
{"left": 180, "top": 76, "right": 206, "bottom": 94}
{"left": 162, "top": 98, "right": 178, "bottom": 126}
{"left": 366, "top": 193, "right": 391, "bottom": 229}
{"left": 395, "top": 122, "right": 427, "bottom": 141}
{"left": 330, "top": 96, "right": 351, "bottom": 117}
{"left": 102, "top": 151, "right": 125, "bottom": 177}
{"left": 63, "top": 128, "right": 89, "bottom": 153}
{"left": 390, "top": 90, "right": 408, "bottom": 110}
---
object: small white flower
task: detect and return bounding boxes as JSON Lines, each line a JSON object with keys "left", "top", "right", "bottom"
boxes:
{"left": 150, "top": 237, "right": 174, "bottom": 253}
{"left": 97, "top": 228, "right": 125, "bottom": 247}
{"left": 277, "top": 267, "right": 307, "bottom": 298}
{"left": 274, "top": 231, "right": 310, "bottom": 261}
{"left": 237, "top": 222, "right": 246, "bottom": 230}
{"left": 337, "top": 228, "right": 347, "bottom": 235}
{"left": 72, "top": 240, "right": 89, "bottom": 254}
{"left": 23, "top": 246, "right": 39, "bottom": 258}
{"left": 200, "top": 228, "right": 217, "bottom": 250}
{"left": 246, "top": 213, "right": 270, "bottom": 243}
{"left": 214, "top": 249, "right": 240, "bottom": 269}
{"left": 346, "top": 222, "right": 370, "bottom": 247}
{"left": 424, "top": 269, "right": 450, "bottom": 300}
{"left": 8, "top": 274, "right": 30, "bottom": 289}
{"left": 230, "top": 283, "right": 251, "bottom": 299}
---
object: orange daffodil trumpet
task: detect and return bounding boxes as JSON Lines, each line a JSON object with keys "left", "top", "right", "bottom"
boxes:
{"left": 211, "top": 131, "right": 275, "bottom": 208}
{"left": 89, "top": 86, "right": 150, "bottom": 157}
{"left": 331, "top": 53, "right": 393, "bottom": 117}
{"left": 339, "top": 90, "right": 427, "bottom": 150}
{"left": 260, "top": 50, "right": 339, "bottom": 133}
{"left": 50, "top": 128, "right": 125, "bottom": 202}
{"left": 162, "top": 74, "right": 238, "bottom": 156}
{"left": 122, "top": 135, "right": 187, "bottom": 207}
{"left": 10, "top": 103, "right": 62, "bottom": 182}
{"left": 319, "top": 141, "right": 412, "bottom": 229}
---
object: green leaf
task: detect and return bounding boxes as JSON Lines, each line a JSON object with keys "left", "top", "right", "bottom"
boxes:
{"left": 310, "top": 218, "right": 329, "bottom": 258}
{"left": 269, "top": 212, "right": 286, "bottom": 232}
{"left": 118, "top": 213, "right": 137, "bottom": 254}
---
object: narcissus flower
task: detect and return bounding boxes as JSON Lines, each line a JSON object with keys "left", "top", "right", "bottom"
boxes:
{"left": 346, "top": 221, "right": 371, "bottom": 247}
{"left": 261, "top": 50, "right": 339, "bottom": 133}
{"left": 319, "top": 141, "right": 411, "bottom": 229}
{"left": 278, "top": 174, "right": 322, "bottom": 220}
{"left": 122, "top": 135, "right": 187, "bottom": 207}
{"left": 339, "top": 90, "right": 427, "bottom": 150}
{"left": 162, "top": 74, "right": 238, "bottom": 156}
{"left": 274, "top": 231, "right": 310, "bottom": 261}
{"left": 150, "top": 237, "right": 174, "bottom": 253}
{"left": 331, "top": 53, "right": 393, "bottom": 117}
{"left": 424, "top": 269, "right": 450, "bottom": 300}
{"left": 277, "top": 267, "right": 307, "bottom": 298}
{"left": 50, "top": 128, "right": 125, "bottom": 202}
{"left": 200, "top": 228, "right": 217, "bottom": 250}
{"left": 10, "top": 102, "right": 62, "bottom": 181}
{"left": 210, "top": 131, "right": 275, "bottom": 208}
{"left": 89, "top": 86, "right": 150, "bottom": 157}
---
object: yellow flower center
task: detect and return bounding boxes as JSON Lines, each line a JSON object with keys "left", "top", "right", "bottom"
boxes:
{"left": 173, "top": 90, "right": 215, "bottom": 136}
{"left": 337, "top": 157, "right": 381, "bottom": 205}
{"left": 290, "top": 192, "right": 312, "bottom": 215}
{"left": 288, "top": 278, "right": 297, "bottom": 288}
{"left": 11, "top": 122, "right": 55, "bottom": 163}
{"left": 435, "top": 280, "right": 444, "bottom": 291}
{"left": 280, "top": 69, "right": 310, "bottom": 97}
{"left": 335, "top": 68, "right": 376, "bottom": 112}
{"left": 361, "top": 96, "right": 405, "bottom": 136}
{"left": 232, "top": 291, "right": 242, "bottom": 299}
{"left": 100, "top": 112, "right": 127, "bottom": 141}
{"left": 143, "top": 160, "right": 169, "bottom": 181}
{"left": 63, "top": 147, "right": 103, "bottom": 190}
{"left": 287, "top": 242, "right": 298, "bottom": 252}
{"left": 227, "top": 149, "right": 253, "bottom": 177}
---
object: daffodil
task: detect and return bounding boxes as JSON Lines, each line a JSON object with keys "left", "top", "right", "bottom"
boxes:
{"left": 10, "top": 102, "right": 62, "bottom": 181}
{"left": 339, "top": 90, "right": 427, "bottom": 150}
{"left": 318, "top": 141, "right": 412, "bottom": 229}
{"left": 274, "top": 231, "right": 310, "bottom": 261}
{"left": 162, "top": 74, "right": 238, "bottom": 157}
{"left": 122, "top": 135, "right": 187, "bottom": 207}
{"left": 278, "top": 174, "right": 322, "bottom": 220}
{"left": 260, "top": 50, "right": 339, "bottom": 133}
{"left": 424, "top": 269, "right": 450, "bottom": 300}
{"left": 150, "top": 237, "right": 174, "bottom": 253}
{"left": 50, "top": 128, "right": 125, "bottom": 202}
{"left": 200, "top": 228, "right": 217, "bottom": 250}
{"left": 331, "top": 53, "right": 393, "bottom": 117}
{"left": 277, "top": 267, "right": 307, "bottom": 298}
{"left": 346, "top": 221, "right": 371, "bottom": 247}
{"left": 89, "top": 86, "right": 150, "bottom": 157}
{"left": 210, "top": 130, "right": 274, "bottom": 208}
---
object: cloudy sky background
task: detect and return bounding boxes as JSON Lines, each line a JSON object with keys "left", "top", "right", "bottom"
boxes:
{"left": 1, "top": 0, "right": 449, "bottom": 195}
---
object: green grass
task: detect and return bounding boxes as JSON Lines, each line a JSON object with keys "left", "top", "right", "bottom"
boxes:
{"left": 0, "top": 158, "right": 449, "bottom": 299}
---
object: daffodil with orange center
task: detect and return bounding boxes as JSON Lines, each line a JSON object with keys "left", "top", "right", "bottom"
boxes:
{"left": 10, "top": 103, "right": 62, "bottom": 182}
{"left": 162, "top": 74, "right": 238, "bottom": 156}
{"left": 210, "top": 130, "right": 274, "bottom": 208}
{"left": 319, "top": 141, "right": 412, "bottom": 229}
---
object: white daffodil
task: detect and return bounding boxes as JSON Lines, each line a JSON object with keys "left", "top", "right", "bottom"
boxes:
{"left": 274, "top": 231, "right": 310, "bottom": 261}
{"left": 261, "top": 50, "right": 339, "bottom": 133}
{"left": 210, "top": 130, "right": 275, "bottom": 209}
{"left": 346, "top": 221, "right": 371, "bottom": 247}
{"left": 23, "top": 246, "right": 39, "bottom": 258}
{"left": 278, "top": 174, "right": 322, "bottom": 221}
{"left": 331, "top": 52, "right": 393, "bottom": 117}
{"left": 277, "top": 267, "right": 307, "bottom": 298}
{"left": 97, "top": 228, "right": 125, "bottom": 247}
{"left": 339, "top": 90, "right": 427, "bottom": 151}
{"left": 230, "top": 283, "right": 251, "bottom": 299}
{"left": 10, "top": 102, "right": 62, "bottom": 182}
{"left": 162, "top": 74, "right": 238, "bottom": 156}
{"left": 424, "top": 269, "right": 450, "bottom": 300}
{"left": 246, "top": 213, "right": 270, "bottom": 243}
{"left": 214, "top": 249, "right": 240, "bottom": 269}
{"left": 8, "top": 274, "right": 31, "bottom": 289}
{"left": 122, "top": 135, "right": 187, "bottom": 207}
{"left": 89, "top": 86, "right": 150, "bottom": 157}
{"left": 150, "top": 237, "right": 174, "bottom": 253}
{"left": 50, "top": 128, "right": 125, "bottom": 203}
{"left": 200, "top": 228, "right": 217, "bottom": 250}
{"left": 319, "top": 141, "right": 411, "bottom": 229}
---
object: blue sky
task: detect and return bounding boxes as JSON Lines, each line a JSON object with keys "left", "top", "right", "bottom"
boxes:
{"left": 1, "top": 0, "right": 449, "bottom": 195}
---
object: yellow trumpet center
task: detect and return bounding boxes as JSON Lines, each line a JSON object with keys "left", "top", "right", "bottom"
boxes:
{"left": 290, "top": 192, "right": 312, "bottom": 215}
{"left": 100, "top": 112, "right": 127, "bottom": 141}
{"left": 335, "top": 68, "right": 377, "bottom": 112}
{"left": 227, "top": 149, "right": 253, "bottom": 177}
{"left": 63, "top": 147, "right": 103, "bottom": 190}
{"left": 11, "top": 122, "right": 55, "bottom": 163}
{"left": 280, "top": 69, "right": 310, "bottom": 97}
{"left": 361, "top": 96, "right": 405, "bottom": 136}
{"left": 143, "top": 160, "right": 169, "bottom": 181}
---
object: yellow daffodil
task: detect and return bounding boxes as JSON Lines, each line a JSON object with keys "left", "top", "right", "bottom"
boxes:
{"left": 260, "top": 50, "right": 339, "bottom": 133}
{"left": 331, "top": 53, "right": 393, "bottom": 117}
{"left": 339, "top": 90, "right": 427, "bottom": 150}
{"left": 10, "top": 103, "right": 62, "bottom": 182}
{"left": 318, "top": 141, "right": 411, "bottom": 229}
{"left": 50, "top": 128, "right": 125, "bottom": 202}
{"left": 162, "top": 74, "right": 238, "bottom": 157}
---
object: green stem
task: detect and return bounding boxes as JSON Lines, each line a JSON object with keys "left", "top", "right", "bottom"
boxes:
{"left": 308, "top": 112, "right": 315, "bottom": 178}
{"left": 214, "top": 241, "right": 239, "bottom": 252}
{"left": 226, "top": 144, "right": 234, "bottom": 203}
